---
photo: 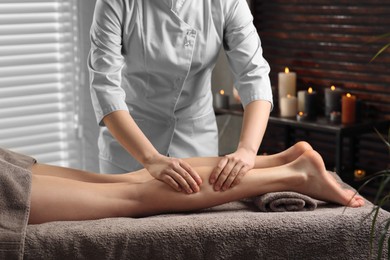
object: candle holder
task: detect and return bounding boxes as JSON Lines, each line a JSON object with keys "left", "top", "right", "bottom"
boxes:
{"left": 296, "top": 111, "right": 308, "bottom": 122}
{"left": 329, "top": 111, "right": 341, "bottom": 124}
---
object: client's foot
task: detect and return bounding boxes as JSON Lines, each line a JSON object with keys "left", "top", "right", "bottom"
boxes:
{"left": 291, "top": 150, "right": 364, "bottom": 207}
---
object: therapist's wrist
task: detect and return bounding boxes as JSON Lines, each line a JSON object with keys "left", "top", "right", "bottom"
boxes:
{"left": 237, "top": 144, "right": 258, "bottom": 156}
{"left": 141, "top": 152, "right": 164, "bottom": 167}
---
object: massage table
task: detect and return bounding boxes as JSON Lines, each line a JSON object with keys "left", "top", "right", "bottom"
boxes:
{"left": 1, "top": 147, "right": 389, "bottom": 260}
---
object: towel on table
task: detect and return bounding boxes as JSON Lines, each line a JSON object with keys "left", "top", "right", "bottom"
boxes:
{"left": 253, "top": 191, "right": 317, "bottom": 212}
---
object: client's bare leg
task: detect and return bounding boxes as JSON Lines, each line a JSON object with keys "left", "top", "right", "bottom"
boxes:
{"left": 178, "top": 141, "right": 312, "bottom": 169}
{"left": 29, "top": 150, "right": 364, "bottom": 224}
{"left": 31, "top": 142, "right": 313, "bottom": 184}
{"left": 32, "top": 164, "right": 150, "bottom": 183}
{"left": 255, "top": 141, "right": 313, "bottom": 168}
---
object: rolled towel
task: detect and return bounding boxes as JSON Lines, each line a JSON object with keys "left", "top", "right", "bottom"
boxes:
{"left": 253, "top": 192, "right": 317, "bottom": 212}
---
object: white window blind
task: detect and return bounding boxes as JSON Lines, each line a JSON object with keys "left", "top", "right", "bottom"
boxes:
{"left": 0, "top": 0, "right": 81, "bottom": 167}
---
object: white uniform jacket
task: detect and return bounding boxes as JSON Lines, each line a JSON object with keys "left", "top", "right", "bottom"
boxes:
{"left": 88, "top": 0, "right": 273, "bottom": 171}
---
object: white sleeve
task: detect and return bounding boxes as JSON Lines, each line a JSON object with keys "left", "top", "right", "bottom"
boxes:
{"left": 88, "top": 0, "right": 129, "bottom": 126}
{"left": 223, "top": 0, "right": 273, "bottom": 109}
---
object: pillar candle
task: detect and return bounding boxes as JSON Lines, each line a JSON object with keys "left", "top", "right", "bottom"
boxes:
{"left": 278, "top": 67, "right": 297, "bottom": 109}
{"left": 297, "top": 90, "right": 306, "bottom": 112}
{"left": 214, "top": 89, "right": 230, "bottom": 109}
{"left": 304, "top": 87, "right": 317, "bottom": 119}
{"left": 342, "top": 93, "right": 356, "bottom": 124}
{"left": 280, "top": 94, "right": 297, "bottom": 117}
{"left": 324, "top": 85, "right": 342, "bottom": 116}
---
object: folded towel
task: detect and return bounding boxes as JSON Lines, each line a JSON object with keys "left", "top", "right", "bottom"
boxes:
{"left": 0, "top": 148, "right": 35, "bottom": 260}
{"left": 253, "top": 192, "right": 317, "bottom": 212}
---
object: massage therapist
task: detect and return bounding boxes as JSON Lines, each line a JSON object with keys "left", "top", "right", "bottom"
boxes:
{"left": 88, "top": 0, "right": 273, "bottom": 193}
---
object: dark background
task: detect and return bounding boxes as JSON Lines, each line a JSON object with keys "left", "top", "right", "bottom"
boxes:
{"left": 252, "top": 0, "right": 390, "bottom": 198}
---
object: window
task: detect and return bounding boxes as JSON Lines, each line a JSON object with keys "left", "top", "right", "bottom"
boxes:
{"left": 0, "top": 0, "right": 81, "bottom": 167}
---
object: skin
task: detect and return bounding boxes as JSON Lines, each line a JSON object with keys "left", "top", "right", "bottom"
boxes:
{"left": 28, "top": 142, "right": 364, "bottom": 224}
{"left": 103, "top": 110, "right": 202, "bottom": 193}
{"left": 211, "top": 100, "right": 271, "bottom": 191}
{"left": 103, "top": 100, "right": 271, "bottom": 194}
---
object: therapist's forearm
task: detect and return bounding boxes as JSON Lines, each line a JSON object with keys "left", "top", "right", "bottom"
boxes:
{"left": 102, "top": 110, "right": 160, "bottom": 165}
{"left": 238, "top": 100, "right": 271, "bottom": 154}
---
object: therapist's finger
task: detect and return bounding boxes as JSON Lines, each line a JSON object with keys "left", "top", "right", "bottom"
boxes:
{"left": 173, "top": 163, "right": 199, "bottom": 193}
{"left": 160, "top": 174, "right": 181, "bottom": 192}
{"left": 164, "top": 169, "right": 193, "bottom": 194}
{"left": 210, "top": 156, "right": 228, "bottom": 185}
{"left": 221, "top": 163, "right": 244, "bottom": 191}
{"left": 180, "top": 160, "right": 202, "bottom": 185}
{"left": 231, "top": 165, "right": 251, "bottom": 188}
{"left": 169, "top": 164, "right": 199, "bottom": 194}
{"left": 214, "top": 159, "right": 235, "bottom": 191}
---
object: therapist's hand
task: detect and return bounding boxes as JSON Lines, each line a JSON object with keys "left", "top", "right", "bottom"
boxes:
{"left": 144, "top": 154, "right": 202, "bottom": 194}
{"left": 210, "top": 148, "right": 255, "bottom": 191}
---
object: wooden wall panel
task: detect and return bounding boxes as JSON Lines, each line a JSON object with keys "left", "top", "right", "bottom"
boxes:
{"left": 252, "top": 1, "right": 390, "bottom": 189}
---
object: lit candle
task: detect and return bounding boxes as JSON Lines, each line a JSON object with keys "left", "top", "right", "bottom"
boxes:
{"left": 278, "top": 67, "right": 297, "bottom": 109}
{"left": 324, "top": 85, "right": 342, "bottom": 117}
{"left": 354, "top": 169, "right": 366, "bottom": 180}
{"left": 296, "top": 111, "right": 308, "bottom": 122}
{"left": 214, "top": 89, "right": 230, "bottom": 109}
{"left": 304, "top": 87, "right": 317, "bottom": 119}
{"left": 280, "top": 94, "right": 297, "bottom": 117}
{"left": 297, "top": 90, "right": 306, "bottom": 112}
{"left": 342, "top": 93, "right": 356, "bottom": 124}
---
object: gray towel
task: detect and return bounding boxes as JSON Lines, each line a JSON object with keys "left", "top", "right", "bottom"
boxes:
{"left": 0, "top": 148, "right": 35, "bottom": 260}
{"left": 253, "top": 192, "right": 317, "bottom": 212}
{"left": 24, "top": 200, "right": 390, "bottom": 259}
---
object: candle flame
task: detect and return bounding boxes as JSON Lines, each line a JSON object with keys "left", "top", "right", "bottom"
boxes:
{"left": 356, "top": 170, "right": 364, "bottom": 175}
{"left": 285, "top": 67, "right": 290, "bottom": 73}
{"left": 298, "top": 111, "right": 304, "bottom": 116}
{"left": 308, "top": 87, "right": 313, "bottom": 94}
{"left": 346, "top": 93, "right": 351, "bottom": 98}
{"left": 219, "top": 90, "right": 225, "bottom": 95}
{"left": 287, "top": 94, "right": 291, "bottom": 98}
{"left": 331, "top": 85, "right": 336, "bottom": 91}
{"left": 354, "top": 169, "right": 366, "bottom": 179}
